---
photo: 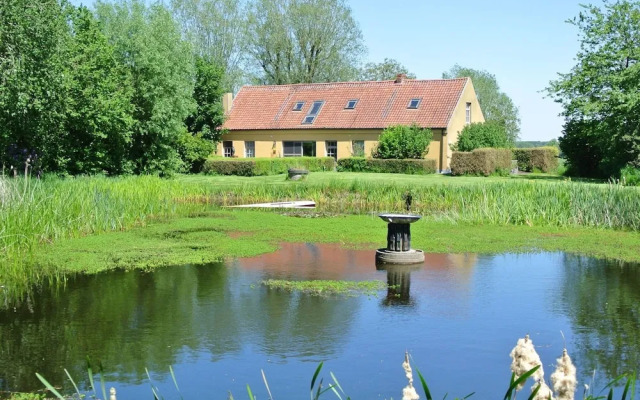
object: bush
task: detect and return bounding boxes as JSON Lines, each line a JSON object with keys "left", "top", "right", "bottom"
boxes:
{"left": 203, "top": 157, "right": 335, "bottom": 176}
{"left": 176, "top": 131, "right": 215, "bottom": 173}
{"left": 337, "top": 158, "right": 436, "bottom": 174}
{"left": 512, "top": 147, "right": 559, "bottom": 173}
{"left": 451, "top": 148, "right": 512, "bottom": 176}
{"left": 455, "top": 121, "right": 510, "bottom": 152}
{"left": 621, "top": 165, "right": 640, "bottom": 186}
{"left": 373, "top": 124, "right": 433, "bottom": 159}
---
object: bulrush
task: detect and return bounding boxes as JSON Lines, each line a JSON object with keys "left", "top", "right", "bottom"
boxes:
{"left": 551, "top": 349, "right": 577, "bottom": 400}
{"left": 402, "top": 351, "right": 420, "bottom": 400}
{"left": 510, "top": 334, "right": 545, "bottom": 389}
{"left": 533, "top": 379, "right": 554, "bottom": 400}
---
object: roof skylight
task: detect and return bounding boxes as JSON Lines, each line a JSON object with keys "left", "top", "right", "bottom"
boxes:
{"left": 301, "top": 100, "right": 324, "bottom": 124}
{"left": 345, "top": 99, "right": 358, "bottom": 109}
{"left": 292, "top": 101, "right": 305, "bottom": 111}
{"left": 408, "top": 98, "right": 421, "bottom": 109}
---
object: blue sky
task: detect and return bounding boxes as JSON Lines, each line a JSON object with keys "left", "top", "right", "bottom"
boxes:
{"left": 349, "top": 0, "right": 604, "bottom": 141}
{"left": 73, "top": 0, "right": 602, "bottom": 141}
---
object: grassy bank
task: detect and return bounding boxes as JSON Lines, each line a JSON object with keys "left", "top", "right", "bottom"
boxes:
{"left": 32, "top": 210, "right": 640, "bottom": 277}
{"left": 2, "top": 172, "right": 640, "bottom": 304}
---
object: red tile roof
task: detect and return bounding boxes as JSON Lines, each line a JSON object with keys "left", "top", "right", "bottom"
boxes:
{"left": 223, "top": 78, "right": 469, "bottom": 130}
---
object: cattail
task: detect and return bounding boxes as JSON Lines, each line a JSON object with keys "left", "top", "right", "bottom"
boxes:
{"left": 532, "top": 379, "right": 554, "bottom": 400}
{"left": 551, "top": 349, "right": 577, "bottom": 400}
{"left": 402, "top": 351, "right": 419, "bottom": 400}
{"left": 510, "top": 335, "right": 545, "bottom": 389}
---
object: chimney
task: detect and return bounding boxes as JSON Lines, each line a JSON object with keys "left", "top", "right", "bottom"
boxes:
{"left": 394, "top": 74, "right": 407, "bottom": 84}
{"left": 222, "top": 92, "right": 233, "bottom": 114}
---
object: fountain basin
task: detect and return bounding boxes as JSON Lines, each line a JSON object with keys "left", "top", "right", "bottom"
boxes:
{"left": 375, "top": 249, "right": 425, "bottom": 265}
{"left": 378, "top": 214, "right": 421, "bottom": 224}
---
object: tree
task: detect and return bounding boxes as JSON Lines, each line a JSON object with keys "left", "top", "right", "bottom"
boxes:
{"left": 96, "top": 0, "right": 196, "bottom": 175}
{"left": 245, "top": 0, "right": 366, "bottom": 85}
{"left": 443, "top": 65, "right": 520, "bottom": 145}
{"left": 359, "top": 58, "right": 416, "bottom": 81}
{"left": 455, "top": 121, "right": 510, "bottom": 152}
{"left": 0, "top": 0, "right": 69, "bottom": 172}
{"left": 63, "top": 6, "right": 135, "bottom": 175}
{"left": 170, "top": 0, "right": 246, "bottom": 91}
{"left": 373, "top": 124, "right": 433, "bottom": 159}
{"left": 546, "top": 0, "right": 640, "bottom": 178}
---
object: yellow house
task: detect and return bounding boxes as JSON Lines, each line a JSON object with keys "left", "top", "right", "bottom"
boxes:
{"left": 217, "top": 74, "right": 484, "bottom": 171}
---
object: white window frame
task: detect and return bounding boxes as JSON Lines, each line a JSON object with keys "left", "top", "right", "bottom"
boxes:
{"left": 245, "top": 141, "right": 255, "bottom": 158}
{"left": 223, "top": 141, "right": 233, "bottom": 157}
{"left": 465, "top": 102, "right": 472, "bottom": 125}
{"left": 326, "top": 141, "right": 337, "bottom": 159}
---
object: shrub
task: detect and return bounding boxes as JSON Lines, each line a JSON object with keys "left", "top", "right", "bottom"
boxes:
{"left": 337, "top": 158, "right": 436, "bottom": 174}
{"left": 621, "top": 165, "right": 640, "bottom": 186}
{"left": 203, "top": 157, "right": 336, "bottom": 176}
{"left": 373, "top": 124, "right": 433, "bottom": 159}
{"left": 451, "top": 148, "right": 512, "bottom": 176}
{"left": 512, "top": 147, "right": 559, "bottom": 173}
{"left": 176, "top": 131, "right": 215, "bottom": 173}
{"left": 455, "top": 121, "right": 510, "bottom": 152}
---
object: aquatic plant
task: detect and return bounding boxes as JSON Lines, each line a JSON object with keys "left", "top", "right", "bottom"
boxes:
{"left": 551, "top": 349, "right": 577, "bottom": 400}
{"left": 261, "top": 279, "right": 387, "bottom": 297}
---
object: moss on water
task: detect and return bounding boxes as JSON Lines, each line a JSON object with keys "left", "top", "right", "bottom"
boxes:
{"left": 33, "top": 209, "right": 640, "bottom": 275}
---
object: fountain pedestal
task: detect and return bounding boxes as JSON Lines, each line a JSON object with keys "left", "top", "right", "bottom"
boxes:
{"left": 375, "top": 214, "right": 425, "bottom": 265}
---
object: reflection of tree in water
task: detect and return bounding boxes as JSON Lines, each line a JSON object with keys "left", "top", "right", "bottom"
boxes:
{"left": 0, "top": 259, "right": 359, "bottom": 393}
{"left": 0, "top": 263, "right": 236, "bottom": 392}
{"left": 559, "top": 254, "right": 640, "bottom": 379}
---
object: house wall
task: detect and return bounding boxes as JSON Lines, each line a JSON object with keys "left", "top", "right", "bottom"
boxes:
{"left": 216, "top": 128, "right": 448, "bottom": 170}
{"left": 445, "top": 79, "right": 486, "bottom": 169}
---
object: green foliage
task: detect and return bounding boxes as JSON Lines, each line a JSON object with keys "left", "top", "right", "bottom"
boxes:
{"left": 96, "top": 0, "right": 196, "bottom": 175}
{"left": 186, "top": 56, "right": 226, "bottom": 142}
{"left": 63, "top": 6, "right": 135, "bottom": 175}
{"left": 262, "top": 279, "right": 386, "bottom": 296}
{"left": 170, "top": 0, "right": 246, "bottom": 90}
{"left": 0, "top": 0, "right": 69, "bottom": 172}
{"left": 547, "top": 1, "right": 640, "bottom": 178}
{"left": 621, "top": 166, "right": 640, "bottom": 186}
{"left": 512, "top": 147, "right": 559, "bottom": 173}
{"left": 451, "top": 148, "right": 513, "bottom": 176}
{"left": 373, "top": 124, "right": 433, "bottom": 159}
{"left": 359, "top": 58, "right": 416, "bottom": 81}
{"left": 455, "top": 121, "right": 510, "bottom": 152}
{"left": 337, "top": 158, "right": 437, "bottom": 174}
{"left": 245, "top": 0, "right": 365, "bottom": 84}
{"left": 204, "top": 157, "right": 336, "bottom": 176}
{"left": 516, "top": 140, "right": 559, "bottom": 149}
{"left": 176, "top": 130, "right": 215, "bottom": 173}
{"left": 443, "top": 65, "right": 520, "bottom": 144}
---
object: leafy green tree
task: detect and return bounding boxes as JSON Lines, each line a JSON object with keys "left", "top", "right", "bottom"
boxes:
{"left": 96, "top": 0, "right": 195, "bottom": 175}
{"left": 0, "top": 0, "right": 69, "bottom": 172}
{"left": 63, "top": 6, "right": 135, "bottom": 175}
{"left": 170, "top": 0, "right": 246, "bottom": 91}
{"left": 546, "top": 0, "right": 640, "bottom": 178}
{"left": 245, "top": 0, "right": 365, "bottom": 84}
{"left": 373, "top": 124, "right": 433, "bottom": 159}
{"left": 359, "top": 58, "right": 416, "bottom": 81}
{"left": 443, "top": 65, "right": 520, "bottom": 145}
{"left": 455, "top": 121, "right": 510, "bottom": 152}
{"left": 187, "top": 56, "right": 226, "bottom": 141}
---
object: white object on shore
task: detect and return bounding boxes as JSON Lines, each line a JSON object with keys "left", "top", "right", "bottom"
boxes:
{"left": 229, "top": 200, "right": 316, "bottom": 209}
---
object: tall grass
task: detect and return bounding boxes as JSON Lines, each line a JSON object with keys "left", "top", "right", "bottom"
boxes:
{"left": 0, "top": 175, "right": 202, "bottom": 301}
{"left": 198, "top": 179, "right": 640, "bottom": 230}
{"left": 2, "top": 173, "right": 640, "bottom": 305}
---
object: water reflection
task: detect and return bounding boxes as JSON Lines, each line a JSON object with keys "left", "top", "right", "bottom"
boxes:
{"left": 1, "top": 244, "right": 639, "bottom": 398}
{"left": 559, "top": 254, "right": 640, "bottom": 378}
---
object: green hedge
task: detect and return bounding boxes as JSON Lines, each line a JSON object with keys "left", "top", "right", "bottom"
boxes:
{"left": 512, "top": 147, "right": 559, "bottom": 173}
{"left": 203, "top": 157, "right": 336, "bottom": 176}
{"left": 451, "top": 148, "right": 512, "bottom": 176}
{"left": 337, "top": 158, "right": 437, "bottom": 174}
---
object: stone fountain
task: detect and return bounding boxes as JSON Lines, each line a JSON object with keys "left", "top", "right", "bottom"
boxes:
{"left": 375, "top": 213, "right": 425, "bottom": 265}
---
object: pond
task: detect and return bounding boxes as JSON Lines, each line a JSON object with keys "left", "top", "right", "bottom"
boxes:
{"left": 1, "top": 243, "right": 639, "bottom": 399}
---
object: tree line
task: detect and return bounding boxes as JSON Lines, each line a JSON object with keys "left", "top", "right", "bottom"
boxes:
{"left": 0, "top": 0, "right": 522, "bottom": 176}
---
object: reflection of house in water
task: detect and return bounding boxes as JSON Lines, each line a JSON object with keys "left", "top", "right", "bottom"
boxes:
{"left": 234, "top": 242, "right": 376, "bottom": 280}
